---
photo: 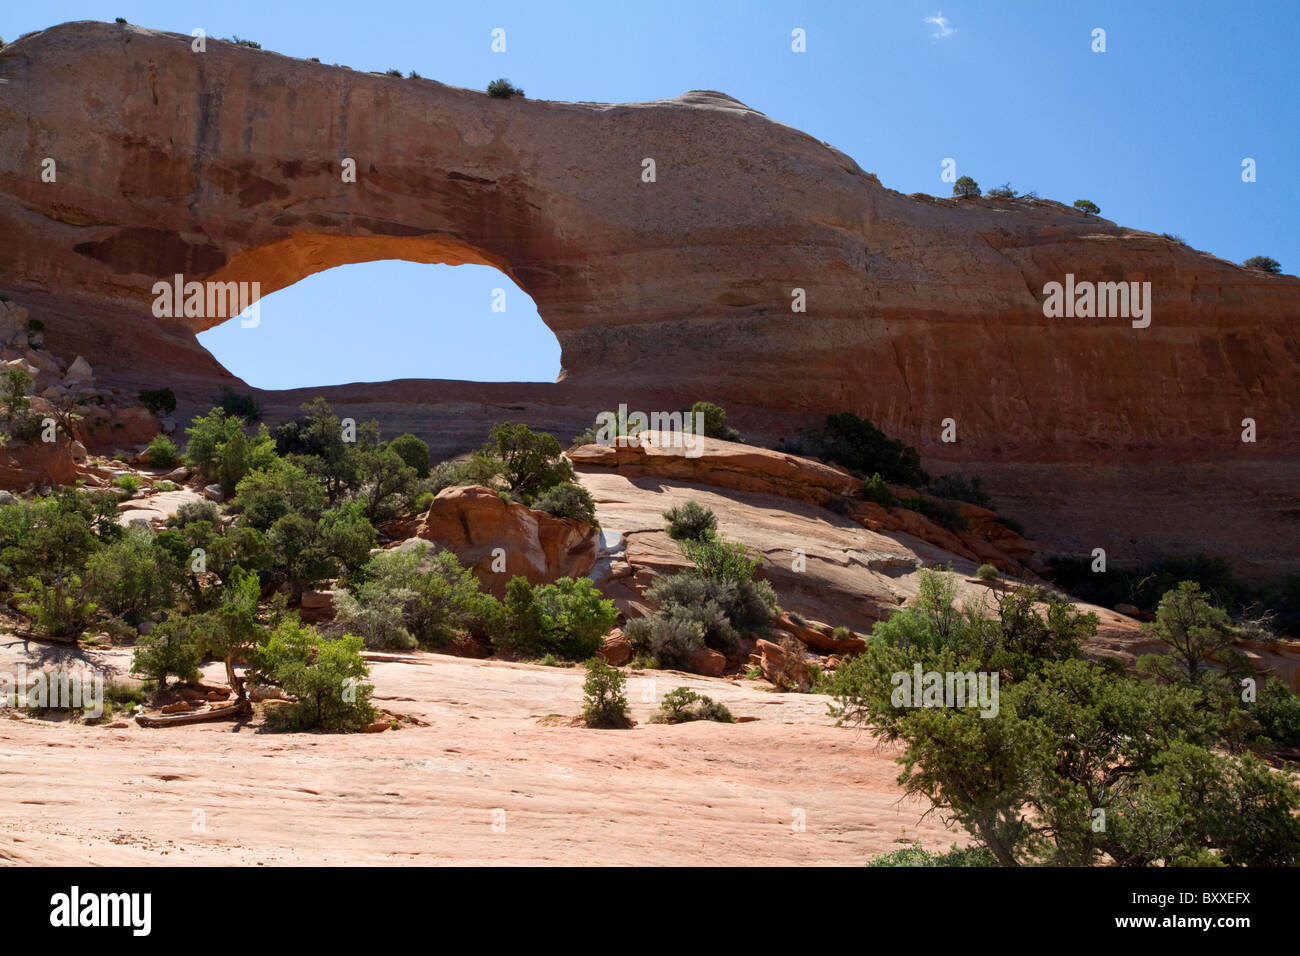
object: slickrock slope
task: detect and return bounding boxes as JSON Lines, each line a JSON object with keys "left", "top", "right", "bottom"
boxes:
{"left": 0, "top": 639, "right": 960, "bottom": 866}
{"left": 0, "top": 21, "right": 1296, "bottom": 574}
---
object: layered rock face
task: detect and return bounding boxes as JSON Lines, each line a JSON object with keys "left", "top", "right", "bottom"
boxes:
{"left": 569, "top": 432, "right": 860, "bottom": 506}
{"left": 0, "top": 22, "right": 1296, "bottom": 575}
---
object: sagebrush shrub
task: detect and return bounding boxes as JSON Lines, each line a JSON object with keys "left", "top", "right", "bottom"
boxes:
{"left": 624, "top": 608, "right": 705, "bottom": 670}
{"left": 653, "top": 686, "right": 734, "bottom": 724}
{"left": 663, "top": 500, "right": 717, "bottom": 541}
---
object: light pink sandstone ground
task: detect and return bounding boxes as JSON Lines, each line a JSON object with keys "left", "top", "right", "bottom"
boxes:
{"left": 0, "top": 640, "right": 957, "bottom": 866}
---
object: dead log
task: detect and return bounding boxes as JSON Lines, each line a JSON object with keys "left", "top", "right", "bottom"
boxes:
{"left": 134, "top": 701, "right": 247, "bottom": 727}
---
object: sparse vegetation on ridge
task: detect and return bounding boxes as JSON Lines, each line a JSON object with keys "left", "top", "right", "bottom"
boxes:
{"left": 487, "top": 78, "right": 524, "bottom": 99}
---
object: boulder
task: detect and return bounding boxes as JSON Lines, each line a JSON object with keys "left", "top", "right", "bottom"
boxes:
{"left": 598, "top": 627, "right": 631, "bottom": 666}
{"left": 688, "top": 647, "right": 727, "bottom": 677}
{"left": 415, "top": 484, "right": 599, "bottom": 597}
{"left": 22, "top": 348, "right": 60, "bottom": 377}
{"left": 0, "top": 441, "right": 77, "bottom": 490}
{"left": 75, "top": 404, "right": 160, "bottom": 452}
{"left": 298, "top": 589, "right": 337, "bottom": 624}
{"left": 2, "top": 357, "right": 39, "bottom": 378}
{"left": 300, "top": 590, "right": 336, "bottom": 609}
{"left": 755, "top": 637, "right": 809, "bottom": 692}
{"left": 1114, "top": 603, "right": 1156, "bottom": 623}
{"left": 775, "top": 613, "right": 867, "bottom": 655}
{"left": 64, "top": 355, "right": 93, "bottom": 384}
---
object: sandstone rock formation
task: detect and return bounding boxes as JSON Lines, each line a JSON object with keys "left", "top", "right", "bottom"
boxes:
{"left": 570, "top": 432, "right": 859, "bottom": 506}
{"left": 0, "top": 22, "right": 1296, "bottom": 576}
{"left": 414, "top": 484, "right": 599, "bottom": 596}
{"left": 0, "top": 440, "right": 77, "bottom": 489}
{"left": 578, "top": 434, "right": 1034, "bottom": 578}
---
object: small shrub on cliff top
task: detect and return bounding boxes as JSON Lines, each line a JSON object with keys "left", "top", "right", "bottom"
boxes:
{"left": 581, "top": 657, "right": 631, "bottom": 728}
{"left": 1243, "top": 255, "right": 1281, "bottom": 274}
{"left": 663, "top": 500, "right": 717, "bottom": 541}
{"left": 483, "top": 422, "right": 574, "bottom": 499}
{"left": 692, "top": 401, "right": 742, "bottom": 442}
{"left": 487, "top": 78, "right": 524, "bottom": 98}
{"left": 533, "top": 482, "right": 598, "bottom": 526}
{"left": 427, "top": 454, "right": 502, "bottom": 494}
{"left": 952, "top": 176, "right": 981, "bottom": 198}
{"left": 1073, "top": 199, "right": 1101, "bottom": 216}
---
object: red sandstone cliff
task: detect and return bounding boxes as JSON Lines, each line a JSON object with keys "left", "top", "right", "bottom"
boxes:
{"left": 0, "top": 21, "right": 1296, "bottom": 576}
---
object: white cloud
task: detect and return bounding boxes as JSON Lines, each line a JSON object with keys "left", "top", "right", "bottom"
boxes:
{"left": 924, "top": 12, "right": 955, "bottom": 39}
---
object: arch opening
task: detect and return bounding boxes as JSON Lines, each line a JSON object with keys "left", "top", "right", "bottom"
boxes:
{"left": 196, "top": 259, "right": 561, "bottom": 390}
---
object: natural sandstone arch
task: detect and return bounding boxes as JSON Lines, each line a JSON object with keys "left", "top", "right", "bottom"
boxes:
{"left": 195, "top": 255, "right": 561, "bottom": 388}
{"left": 197, "top": 234, "right": 521, "bottom": 335}
{"left": 1, "top": 21, "right": 1298, "bottom": 576}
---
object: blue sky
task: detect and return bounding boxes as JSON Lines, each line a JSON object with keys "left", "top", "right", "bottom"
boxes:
{"left": 5, "top": 1, "right": 1296, "bottom": 388}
